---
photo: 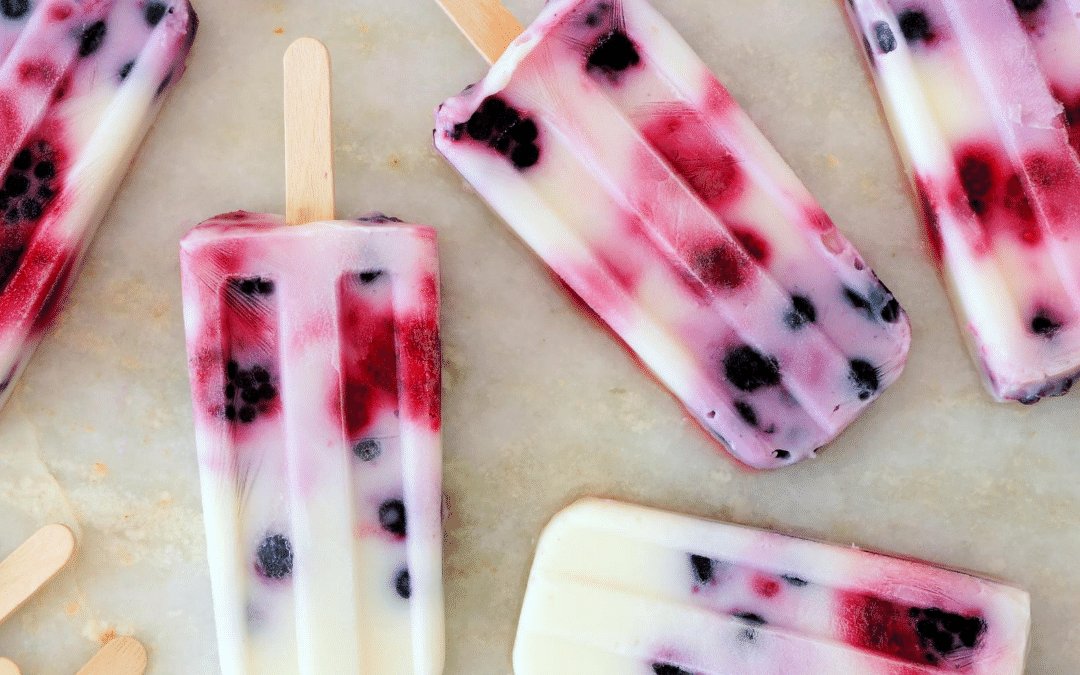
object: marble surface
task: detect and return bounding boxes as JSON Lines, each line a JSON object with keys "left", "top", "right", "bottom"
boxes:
{"left": 0, "top": 0, "right": 1076, "bottom": 672}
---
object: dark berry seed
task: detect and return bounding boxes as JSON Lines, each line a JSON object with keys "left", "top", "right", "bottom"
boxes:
{"left": 958, "top": 618, "right": 985, "bottom": 648}
{"left": 79, "top": 21, "right": 108, "bottom": 58}
{"left": 37, "top": 185, "right": 53, "bottom": 199}
{"left": 874, "top": 21, "right": 897, "bottom": 53}
{"left": 785, "top": 295, "right": 816, "bottom": 329}
{"left": 224, "top": 383, "right": 235, "bottom": 398}
{"left": 353, "top": 438, "right": 381, "bottom": 461}
{"left": 241, "top": 388, "right": 260, "bottom": 404}
{"left": 358, "top": 270, "right": 384, "bottom": 284}
{"left": 238, "top": 406, "right": 256, "bottom": 423}
{"left": 733, "top": 400, "right": 758, "bottom": 428}
{"left": 20, "top": 198, "right": 41, "bottom": 221}
{"left": 255, "top": 534, "right": 293, "bottom": 580}
{"left": 0, "top": 0, "right": 28, "bottom": 19}
{"left": 258, "top": 383, "right": 276, "bottom": 400}
{"left": 510, "top": 143, "right": 540, "bottom": 169}
{"left": 733, "top": 612, "right": 766, "bottom": 625}
{"left": 4, "top": 173, "right": 28, "bottom": 197}
{"left": 1031, "top": 310, "right": 1062, "bottom": 338}
{"left": 492, "top": 132, "right": 513, "bottom": 153}
{"left": 5, "top": 208, "right": 17, "bottom": 222}
{"left": 509, "top": 119, "right": 538, "bottom": 143}
{"left": 652, "top": 664, "right": 694, "bottom": 675}
{"left": 1012, "top": 0, "right": 1044, "bottom": 12}
{"left": 394, "top": 567, "right": 411, "bottom": 599}
{"left": 224, "top": 405, "right": 237, "bottom": 420}
{"left": 378, "top": 499, "right": 407, "bottom": 537}
{"left": 252, "top": 365, "right": 270, "bottom": 383}
{"left": 723, "top": 345, "right": 781, "bottom": 392}
{"left": 849, "top": 359, "right": 880, "bottom": 400}
{"left": 227, "top": 360, "right": 239, "bottom": 378}
{"left": 880, "top": 297, "right": 901, "bottom": 323}
{"left": 118, "top": 59, "right": 135, "bottom": 80}
{"left": 236, "top": 371, "right": 254, "bottom": 389}
{"left": 144, "top": 1, "right": 168, "bottom": 26}
{"left": 781, "top": 574, "right": 808, "bottom": 587}
{"left": 12, "top": 149, "right": 30, "bottom": 170}
{"left": 256, "top": 279, "right": 274, "bottom": 294}
{"left": 33, "top": 160, "right": 54, "bottom": 180}
{"left": 239, "top": 279, "right": 257, "bottom": 294}
{"left": 898, "top": 9, "right": 933, "bottom": 43}
{"left": 689, "top": 554, "right": 714, "bottom": 584}
{"left": 586, "top": 30, "right": 641, "bottom": 77}
{"left": 774, "top": 449, "right": 790, "bottom": 460}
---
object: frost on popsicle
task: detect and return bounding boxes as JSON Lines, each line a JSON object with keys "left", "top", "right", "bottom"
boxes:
{"left": 844, "top": 0, "right": 1080, "bottom": 402}
{"left": 0, "top": 0, "right": 197, "bottom": 411}
{"left": 435, "top": 0, "right": 911, "bottom": 469}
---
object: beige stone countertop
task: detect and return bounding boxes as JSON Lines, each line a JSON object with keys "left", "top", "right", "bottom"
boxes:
{"left": 0, "top": 0, "right": 1075, "bottom": 672}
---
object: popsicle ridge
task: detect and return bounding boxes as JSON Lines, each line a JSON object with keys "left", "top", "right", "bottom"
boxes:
{"left": 436, "top": 0, "right": 911, "bottom": 468}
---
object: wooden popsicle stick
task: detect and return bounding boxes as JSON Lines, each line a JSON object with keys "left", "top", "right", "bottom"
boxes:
{"left": 74, "top": 637, "right": 147, "bottom": 675}
{"left": 283, "top": 37, "right": 335, "bottom": 226}
{"left": 0, "top": 657, "right": 20, "bottom": 675}
{"left": 0, "top": 524, "right": 75, "bottom": 625}
{"left": 433, "top": 0, "right": 524, "bottom": 65}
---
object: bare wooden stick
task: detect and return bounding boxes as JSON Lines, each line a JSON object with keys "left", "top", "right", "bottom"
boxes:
{"left": 0, "top": 657, "right": 20, "bottom": 675}
{"left": 433, "top": 0, "right": 524, "bottom": 65}
{"left": 75, "top": 637, "right": 147, "bottom": 675}
{"left": 283, "top": 37, "right": 335, "bottom": 226}
{"left": 0, "top": 524, "right": 75, "bottom": 626}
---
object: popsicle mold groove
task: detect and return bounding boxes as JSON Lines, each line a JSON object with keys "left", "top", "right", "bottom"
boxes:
{"left": 843, "top": 0, "right": 1080, "bottom": 403}
{"left": 180, "top": 212, "right": 444, "bottom": 675}
{"left": 513, "top": 499, "right": 1031, "bottom": 675}
{"left": 435, "top": 0, "right": 911, "bottom": 469}
{"left": 0, "top": 0, "right": 196, "bottom": 412}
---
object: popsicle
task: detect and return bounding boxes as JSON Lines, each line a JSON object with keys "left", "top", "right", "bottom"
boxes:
{"left": 0, "top": 0, "right": 196, "bottom": 411}
{"left": 180, "top": 39, "right": 444, "bottom": 675}
{"left": 433, "top": 0, "right": 911, "bottom": 469}
{"left": 841, "top": 0, "right": 1080, "bottom": 403}
{"left": 515, "top": 499, "right": 1030, "bottom": 674}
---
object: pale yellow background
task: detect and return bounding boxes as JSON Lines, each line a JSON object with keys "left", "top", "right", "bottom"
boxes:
{"left": 0, "top": 0, "right": 1075, "bottom": 672}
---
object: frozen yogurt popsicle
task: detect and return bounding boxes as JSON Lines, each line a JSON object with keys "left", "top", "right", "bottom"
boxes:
{"left": 180, "top": 39, "right": 444, "bottom": 675}
{"left": 516, "top": 499, "right": 1030, "bottom": 675}
{"left": 434, "top": 0, "right": 911, "bottom": 469}
{"left": 0, "top": 0, "right": 196, "bottom": 411}
{"left": 842, "top": 0, "right": 1080, "bottom": 403}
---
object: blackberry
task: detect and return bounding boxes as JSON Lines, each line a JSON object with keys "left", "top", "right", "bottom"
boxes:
{"left": 1012, "top": 0, "right": 1043, "bottom": 11}
{"left": 0, "top": 0, "right": 28, "bottom": 19}
{"left": 652, "top": 664, "right": 694, "bottom": 675}
{"left": 378, "top": 499, "right": 407, "bottom": 537}
{"left": 1031, "top": 309, "right": 1062, "bottom": 338}
{"left": 255, "top": 534, "right": 293, "bottom": 580}
{"left": 849, "top": 359, "right": 880, "bottom": 400}
{"left": 723, "top": 345, "right": 781, "bottom": 392}
{"left": 222, "top": 361, "right": 278, "bottom": 424}
{"left": 0, "top": 140, "right": 59, "bottom": 228}
{"left": 353, "top": 438, "right": 381, "bottom": 461}
{"left": 145, "top": 1, "right": 168, "bottom": 26}
{"left": 79, "top": 21, "right": 107, "bottom": 58}
{"left": 586, "top": 30, "right": 641, "bottom": 80}
{"left": 462, "top": 96, "right": 542, "bottom": 171}
{"left": 689, "top": 554, "right": 714, "bottom": 585}
{"left": 898, "top": 9, "right": 933, "bottom": 43}
{"left": 785, "top": 295, "right": 816, "bottom": 329}
{"left": 394, "top": 567, "right": 411, "bottom": 599}
{"left": 874, "top": 21, "right": 897, "bottom": 53}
